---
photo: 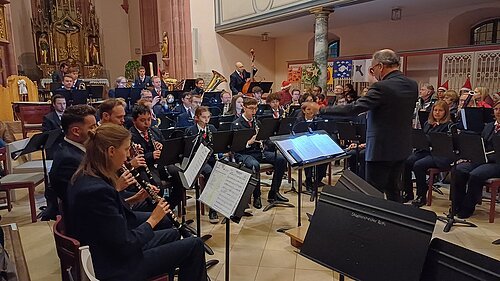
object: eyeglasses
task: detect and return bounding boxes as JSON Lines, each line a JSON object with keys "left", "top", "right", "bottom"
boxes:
{"left": 369, "top": 63, "right": 382, "bottom": 75}
{"left": 245, "top": 106, "right": 258, "bottom": 111}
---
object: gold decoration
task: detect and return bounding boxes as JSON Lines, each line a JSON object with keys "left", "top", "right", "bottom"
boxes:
{"left": 0, "top": 5, "right": 8, "bottom": 43}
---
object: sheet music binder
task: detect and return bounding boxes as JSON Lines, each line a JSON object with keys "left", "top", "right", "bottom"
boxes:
{"left": 271, "top": 130, "right": 344, "bottom": 167}
{"left": 301, "top": 186, "right": 436, "bottom": 281}
{"left": 179, "top": 142, "right": 213, "bottom": 189}
{"left": 412, "top": 129, "right": 430, "bottom": 150}
{"left": 199, "top": 160, "right": 258, "bottom": 222}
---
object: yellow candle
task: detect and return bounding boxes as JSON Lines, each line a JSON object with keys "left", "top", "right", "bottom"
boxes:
{"left": 149, "top": 62, "right": 154, "bottom": 77}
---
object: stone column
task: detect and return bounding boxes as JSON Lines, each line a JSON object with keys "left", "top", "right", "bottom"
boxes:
{"left": 310, "top": 7, "right": 333, "bottom": 91}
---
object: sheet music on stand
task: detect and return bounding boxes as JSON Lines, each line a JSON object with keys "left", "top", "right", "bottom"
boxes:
{"left": 199, "top": 161, "right": 252, "bottom": 220}
{"left": 179, "top": 142, "right": 213, "bottom": 189}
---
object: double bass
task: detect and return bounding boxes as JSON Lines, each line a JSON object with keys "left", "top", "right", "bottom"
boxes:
{"left": 241, "top": 49, "right": 255, "bottom": 96}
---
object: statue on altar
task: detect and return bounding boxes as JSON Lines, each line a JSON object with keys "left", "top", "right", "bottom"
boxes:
{"left": 89, "top": 36, "right": 100, "bottom": 65}
{"left": 38, "top": 33, "right": 50, "bottom": 64}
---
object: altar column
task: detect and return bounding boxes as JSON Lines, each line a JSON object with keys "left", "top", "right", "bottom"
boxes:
{"left": 310, "top": 7, "right": 333, "bottom": 92}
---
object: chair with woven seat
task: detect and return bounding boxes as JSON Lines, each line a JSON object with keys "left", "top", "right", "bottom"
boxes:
{"left": 0, "top": 147, "right": 44, "bottom": 222}
{"left": 426, "top": 167, "right": 450, "bottom": 206}
{"left": 484, "top": 178, "right": 500, "bottom": 223}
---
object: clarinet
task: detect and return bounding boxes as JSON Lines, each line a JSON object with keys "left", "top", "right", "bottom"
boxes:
{"left": 253, "top": 118, "right": 266, "bottom": 159}
{"left": 119, "top": 164, "right": 195, "bottom": 239}
{"left": 130, "top": 140, "right": 156, "bottom": 183}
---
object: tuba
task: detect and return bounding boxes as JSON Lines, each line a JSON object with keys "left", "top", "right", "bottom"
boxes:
{"left": 204, "top": 70, "right": 227, "bottom": 92}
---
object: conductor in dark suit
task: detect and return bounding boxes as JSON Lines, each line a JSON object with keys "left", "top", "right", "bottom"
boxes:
{"left": 46, "top": 105, "right": 97, "bottom": 220}
{"left": 315, "top": 49, "right": 418, "bottom": 202}
{"left": 229, "top": 61, "right": 257, "bottom": 95}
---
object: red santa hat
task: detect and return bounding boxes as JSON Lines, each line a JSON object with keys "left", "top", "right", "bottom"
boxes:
{"left": 437, "top": 80, "right": 449, "bottom": 91}
{"left": 460, "top": 78, "right": 472, "bottom": 92}
{"left": 281, "top": 81, "right": 291, "bottom": 90}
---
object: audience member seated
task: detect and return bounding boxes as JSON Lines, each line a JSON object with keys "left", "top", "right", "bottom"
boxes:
{"left": 403, "top": 101, "right": 453, "bottom": 206}
{"left": 452, "top": 101, "right": 500, "bottom": 219}
{"left": 231, "top": 98, "right": 288, "bottom": 209}
{"left": 344, "top": 83, "right": 358, "bottom": 102}
{"left": 133, "top": 66, "right": 152, "bottom": 89}
{"left": 333, "top": 85, "right": 346, "bottom": 105}
{"left": 66, "top": 123, "right": 207, "bottom": 281}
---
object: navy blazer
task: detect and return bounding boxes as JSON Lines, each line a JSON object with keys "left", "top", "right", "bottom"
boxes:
{"left": 321, "top": 70, "right": 418, "bottom": 162}
{"left": 229, "top": 68, "right": 257, "bottom": 94}
{"left": 150, "top": 88, "right": 168, "bottom": 98}
{"left": 173, "top": 104, "right": 189, "bottom": 115}
{"left": 185, "top": 124, "right": 217, "bottom": 144}
{"left": 176, "top": 112, "right": 194, "bottom": 128}
{"left": 482, "top": 122, "right": 500, "bottom": 160}
{"left": 133, "top": 76, "right": 152, "bottom": 89}
{"left": 42, "top": 111, "right": 61, "bottom": 132}
{"left": 49, "top": 140, "right": 85, "bottom": 201}
{"left": 66, "top": 174, "right": 154, "bottom": 281}
{"left": 130, "top": 126, "right": 164, "bottom": 165}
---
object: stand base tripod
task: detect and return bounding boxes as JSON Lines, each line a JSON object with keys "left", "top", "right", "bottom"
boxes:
{"left": 492, "top": 239, "right": 500, "bottom": 245}
{"left": 437, "top": 213, "right": 477, "bottom": 233}
{"left": 263, "top": 201, "right": 294, "bottom": 212}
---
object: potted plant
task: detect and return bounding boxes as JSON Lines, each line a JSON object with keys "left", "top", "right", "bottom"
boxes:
{"left": 124, "top": 60, "right": 140, "bottom": 80}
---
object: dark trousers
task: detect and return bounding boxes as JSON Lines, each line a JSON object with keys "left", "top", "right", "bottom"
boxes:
{"left": 347, "top": 148, "right": 366, "bottom": 179}
{"left": 452, "top": 163, "right": 500, "bottom": 214}
{"left": 133, "top": 231, "right": 207, "bottom": 281}
{"left": 366, "top": 160, "right": 405, "bottom": 202}
{"left": 304, "top": 164, "right": 328, "bottom": 185}
{"left": 413, "top": 155, "right": 452, "bottom": 197}
{"left": 234, "top": 151, "right": 286, "bottom": 198}
{"left": 403, "top": 151, "right": 429, "bottom": 195}
{"left": 166, "top": 164, "right": 187, "bottom": 210}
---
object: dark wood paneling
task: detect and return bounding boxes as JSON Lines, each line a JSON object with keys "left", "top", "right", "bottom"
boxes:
{"left": 140, "top": 0, "right": 160, "bottom": 54}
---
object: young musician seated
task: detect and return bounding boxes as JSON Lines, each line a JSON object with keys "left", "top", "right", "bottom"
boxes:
{"left": 452, "top": 100, "right": 500, "bottom": 219}
{"left": 173, "top": 92, "right": 193, "bottom": 115}
{"left": 177, "top": 95, "right": 201, "bottom": 127}
{"left": 129, "top": 104, "right": 185, "bottom": 210}
{"left": 402, "top": 101, "right": 454, "bottom": 206}
{"left": 266, "top": 93, "right": 283, "bottom": 119}
{"left": 133, "top": 66, "right": 152, "bottom": 89}
{"left": 54, "top": 74, "right": 74, "bottom": 94}
{"left": 231, "top": 98, "right": 288, "bottom": 209}
{"left": 252, "top": 86, "right": 264, "bottom": 104}
{"left": 66, "top": 123, "right": 207, "bottom": 281}
{"left": 228, "top": 94, "right": 244, "bottom": 119}
{"left": 295, "top": 102, "right": 328, "bottom": 191}
{"left": 185, "top": 106, "right": 219, "bottom": 223}
{"left": 221, "top": 90, "right": 232, "bottom": 115}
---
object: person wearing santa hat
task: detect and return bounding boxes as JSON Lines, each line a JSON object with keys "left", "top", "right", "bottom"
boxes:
{"left": 459, "top": 77, "right": 472, "bottom": 95}
{"left": 278, "top": 81, "right": 293, "bottom": 106}
{"left": 437, "top": 80, "right": 449, "bottom": 100}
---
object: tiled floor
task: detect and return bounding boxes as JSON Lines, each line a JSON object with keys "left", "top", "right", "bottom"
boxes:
{"left": 1, "top": 169, "right": 499, "bottom": 281}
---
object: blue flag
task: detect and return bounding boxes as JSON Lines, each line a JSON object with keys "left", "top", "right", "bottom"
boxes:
{"left": 333, "top": 60, "right": 353, "bottom": 78}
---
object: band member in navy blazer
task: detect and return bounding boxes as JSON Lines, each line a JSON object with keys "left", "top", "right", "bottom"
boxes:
{"left": 231, "top": 98, "right": 287, "bottom": 209}
{"left": 66, "top": 123, "right": 207, "bottom": 281}
{"left": 316, "top": 49, "right": 418, "bottom": 202}
{"left": 229, "top": 61, "right": 257, "bottom": 95}
{"left": 42, "top": 94, "right": 66, "bottom": 132}
{"left": 452, "top": 101, "right": 500, "bottom": 219}
{"left": 46, "top": 105, "right": 96, "bottom": 221}
{"left": 150, "top": 76, "right": 168, "bottom": 98}
{"left": 133, "top": 66, "right": 152, "bottom": 89}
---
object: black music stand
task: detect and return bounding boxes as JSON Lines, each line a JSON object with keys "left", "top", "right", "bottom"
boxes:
{"left": 460, "top": 107, "right": 494, "bottom": 133}
{"left": 428, "top": 132, "right": 477, "bottom": 232}
{"left": 182, "top": 79, "right": 196, "bottom": 92}
{"left": 334, "top": 169, "right": 383, "bottom": 198}
{"left": 211, "top": 131, "right": 233, "bottom": 155}
{"left": 130, "top": 88, "right": 143, "bottom": 106}
{"left": 412, "top": 128, "right": 430, "bottom": 151}
{"left": 230, "top": 129, "right": 255, "bottom": 153}
{"left": 201, "top": 92, "right": 222, "bottom": 105}
{"left": 71, "top": 90, "right": 89, "bottom": 105}
{"left": 271, "top": 130, "right": 345, "bottom": 227}
{"left": 199, "top": 160, "right": 258, "bottom": 281}
{"left": 256, "top": 104, "right": 272, "bottom": 117}
{"left": 421, "top": 238, "right": 500, "bottom": 281}
{"left": 247, "top": 82, "right": 273, "bottom": 93}
{"left": 301, "top": 186, "right": 436, "bottom": 281}
{"left": 276, "top": 117, "right": 296, "bottom": 135}
{"left": 88, "top": 85, "right": 103, "bottom": 100}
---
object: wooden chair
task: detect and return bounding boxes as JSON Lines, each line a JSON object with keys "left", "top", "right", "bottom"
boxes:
{"left": 53, "top": 215, "right": 82, "bottom": 281}
{"left": 0, "top": 147, "right": 44, "bottom": 222}
{"left": 426, "top": 167, "right": 450, "bottom": 206}
{"left": 484, "top": 178, "right": 500, "bottom": 223}
{"left": 17, "top": 104, "right": 52, "bottom": 138}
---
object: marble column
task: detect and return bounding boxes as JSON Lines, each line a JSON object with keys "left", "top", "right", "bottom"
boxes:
{"left": 311, "top": 7, "right": 333, "bottom": 92}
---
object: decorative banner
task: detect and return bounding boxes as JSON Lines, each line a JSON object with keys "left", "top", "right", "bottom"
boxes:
{"left": 327, "top": 62, "right": 334, "bottom": 85}
{"left": 288, "top": 64, "right": 302, "bottom": 83}
{"left": 333, "top": 60, "right": 352, "bottom": 78}
{"left": 352, "top": 59, "right": 367, "bottom": 82}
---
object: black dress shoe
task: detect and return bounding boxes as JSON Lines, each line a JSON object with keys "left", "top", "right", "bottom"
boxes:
{"left": 208, "top": 210, "right": 219, "bottom": 224}
{"left": 402, "top": 193, "right": 414, "bottom": 204}
{"left": 456, "top": 209, "right": 474, "bottom": 219}
{"left": 411, "top": 196, "right": 427, "bottom": 207}
{"left": 253, "top": 197, "right": 262, "bottom": 209}
{"left": 275, "top": 192, "right": 289, "bottom": 202}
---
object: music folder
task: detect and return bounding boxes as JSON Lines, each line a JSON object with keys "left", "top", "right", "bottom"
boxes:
{"left": 179, "top": 142, "right": 213, "bottom": 189}
{"left": 301, "top": 186, "right": 436, "bottom": 281}
{"left": 256, "top": 118, "right": 280, "bottom": 140}
{"left": 199, "top": 160, "right": 258, "bottom": 222}
{"left": 412, "top": 129, "right": 430, "bottom": 150}
{"left": 230, "top": 129, "right": 255, "bottom": 153}
{"left": 271, "top": 130, "right": 344, "bottom": 167}
{"left": 276, "top": 117, "right": 296, "bottom": 135}
{"left": 456, "top": 133, "right": 489, "bottom": 164}
{"left": 460, "top": 107, "right": 493, "bottom": 132}
{"left": 158, "top": 137, "right": 185, "bottom": 166}
{"left": 211, "top": 131, "right": 233, "bottom": 154}
{"left": 247, "top": 81, "right": 273, "bottom": 93}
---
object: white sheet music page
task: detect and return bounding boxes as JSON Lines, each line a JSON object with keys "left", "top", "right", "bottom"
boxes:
{"left": 199, "top": 161, "right": 252, "bottom": 218}
{"left": 184, "top": 143, "right": 211, "bottom": 187}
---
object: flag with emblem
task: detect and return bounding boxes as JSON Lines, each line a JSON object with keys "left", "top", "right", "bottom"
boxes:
{"left": 327, "top": 62, "right": 334, "bottom": 85}
{"left": 333, "top": 60, "right": 352, "bottom": 78}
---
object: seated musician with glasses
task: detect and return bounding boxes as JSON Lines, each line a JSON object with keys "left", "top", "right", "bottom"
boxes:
{"left": 66, "top": 123, "right": 207, "bottom": 281}
{"left": 452, "top": 100, "right": 500, "bottom": 219}
{"left": 129, "top": 104, "right": 184, "bottom": 211}
{"left": 185, "top": 106, "right": 220, "bottom": 223}
{"left": 177, "top": 95, "right": 202, "bottom": 127}
{"left": 231, "top": 98, "right": 288, "bottom": 209}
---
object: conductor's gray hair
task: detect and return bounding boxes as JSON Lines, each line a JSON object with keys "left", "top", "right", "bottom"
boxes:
{"left": 372, "top": 49, "right": 400, "bottom": 67}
